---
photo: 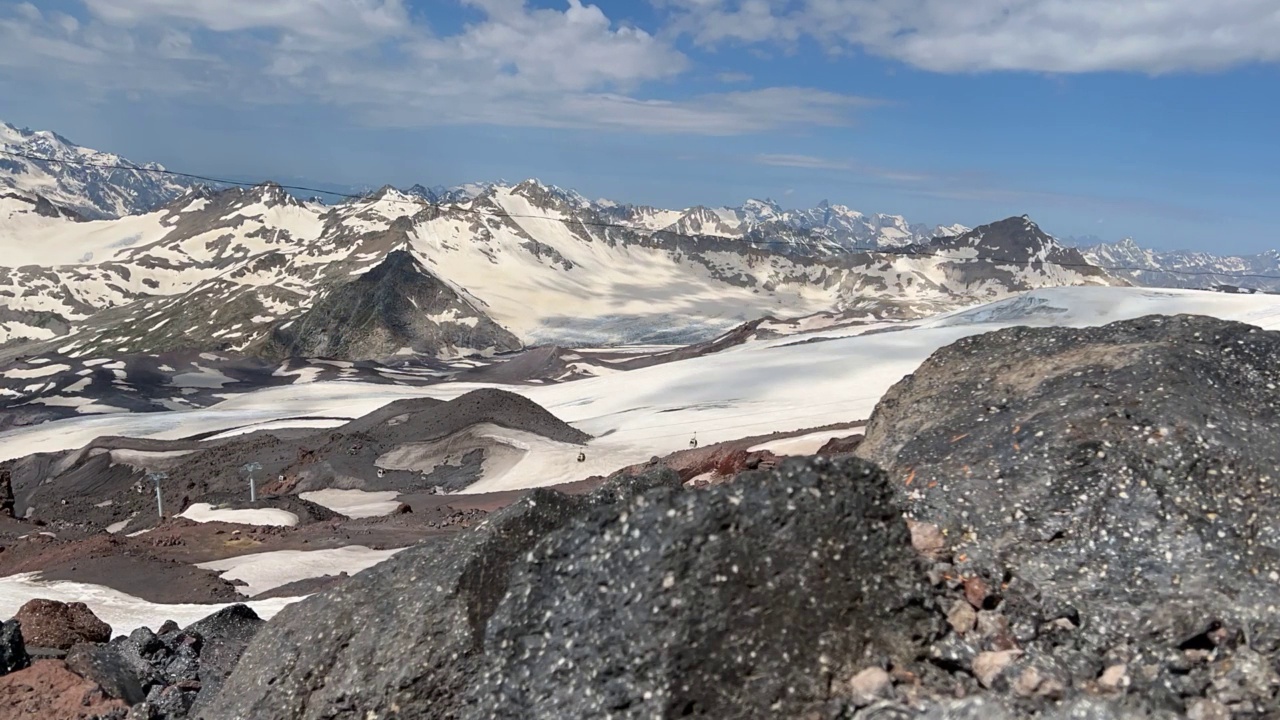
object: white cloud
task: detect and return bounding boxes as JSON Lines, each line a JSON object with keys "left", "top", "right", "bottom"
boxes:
{"left": 755, "top": 153, "right": 931, "bottom": 182}
{"left": 663, "top": 0, "right": 1280, "bottom": 73}
{"left": 0, "top": 0, "right": 878, "bottom": 135}
{"left": 82, "top": 0, "right": 411, "bottom": 47}
{"left": 756, "top": 153, "right": 854, "bottom": 171}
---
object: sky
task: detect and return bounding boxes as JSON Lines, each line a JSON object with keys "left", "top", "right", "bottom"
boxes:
{"left": 0, "top": 0, "right": 1277, "bottom": 251}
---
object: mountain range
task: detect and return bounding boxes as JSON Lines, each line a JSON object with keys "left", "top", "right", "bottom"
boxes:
{"left": 1, "top": 117, "right": 1211, "bottom": 369}
{"left": 1080, "top": 237, "right": 1280, "bottom": 293}
{"left": 0, "top": 122, "right": 191, "bottom": 220}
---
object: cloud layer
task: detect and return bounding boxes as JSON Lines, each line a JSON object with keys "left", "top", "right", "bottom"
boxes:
{"left": 663, "top": 0, "right": 1280, "bottom": 73}
{"left": 0, "top": 0, "right": 874, "bottom": 134}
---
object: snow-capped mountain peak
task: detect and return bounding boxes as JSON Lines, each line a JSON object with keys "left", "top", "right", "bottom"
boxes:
{"left": 0, "top": 120, "right": 193, "bottom": 219}
{"left": 740, "top": 198, "right": 783, "bottom": 223}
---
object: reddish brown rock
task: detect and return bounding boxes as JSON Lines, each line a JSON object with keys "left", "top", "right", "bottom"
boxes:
{"left": 12, "top": 599, "right": 111, "bottom": 650}
{"left": 815, "top": 434, "right": 863, "bottom": 456}
{"left": 906, "top": 520, "right": 946, "bottom": 559}
{"left": 0, "top": 659, "right": 127, "bottom": 720}
{"left": 963, "top": 576, "right": 990, "bottom": 609}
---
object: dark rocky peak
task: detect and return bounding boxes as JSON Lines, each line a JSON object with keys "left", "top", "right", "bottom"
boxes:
{"left": 680, "top": 205, "right": 727, "bottom": 223}
{"left": 264, "top": 247, "right": 521, "bottom": 360}
{"left": 930, "top": 215, "right": 1060, "bottom": 259}
{"left": 367, "top": 184, "right": 412, "bottom": 201}
{"left": 405, "top": 184, "right": 439, "bottom": 202}
{"left": 359, "top": 248, "right": 425, "bottom": 282}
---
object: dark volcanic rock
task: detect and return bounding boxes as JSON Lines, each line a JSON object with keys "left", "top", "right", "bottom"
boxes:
{"left": 0, "top": 620, "right": 28, "bottom": 676}
{"left": 202, "top": 460, "right": 934, "bottom": 720}
{"left": 816, "top": 433, "right": 863, "bottom": 456}
{"left": 48, "top": 604, "right": 267, "bottom": 719}
{"left": 183, "top": 605, "right": 264, "bottom": 714}
{"left": 199, "top": 468, "right": 682, "bottom": 720}
{"left": 469, "top": 456, "right": 932, "bottom": 719}
{"left": 13, "top": 599, "right": 111, "bottom": 650}
{"left": 65, "top": 643, "right": 147, "bottom": 704}
{"left": 0, "top": 465, "right": 13, "bottom": 517}
{"left": 857, "top": 314, "right": 1280, "bottom": 711}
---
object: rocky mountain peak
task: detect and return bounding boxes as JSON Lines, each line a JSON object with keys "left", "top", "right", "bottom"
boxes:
{"left": 0, "top": 119, "right": 193, "bottom": 218}
{"left": 921, "top": 216, "right": 1116, "bottom": 286}
{"left": 265, "top": 248, "right": 522, "bottom": 361}
{"left": 248, "top": 181, "right": 293, "bottom": 204}
{"left": 740, "top": 198, "right": 782, "bottom": 223}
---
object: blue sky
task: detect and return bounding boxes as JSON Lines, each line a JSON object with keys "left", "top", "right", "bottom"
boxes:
{"left": 1, "top": 0, "right": 1277, "bottom": 251}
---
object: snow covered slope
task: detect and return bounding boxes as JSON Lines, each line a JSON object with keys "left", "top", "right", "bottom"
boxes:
{"left": 0, "top": 121, "right": 192, "bottom": 219}
{"left": 0, "top": 175, "right": 1119, "bottom": 357}
{"left": 5, "top": 287, "right": 1278, "bottom": 484}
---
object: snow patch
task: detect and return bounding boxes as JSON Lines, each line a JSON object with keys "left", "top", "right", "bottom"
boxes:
{"left": 177, "top": 503, "right": 299, "bottom": 527}
{"left": 196, "top": 545, "right": 405, "bottom": 596}
{"left": 299, "top": 489, "right": 402, "bottom": 519}
{"left": 0, "top": 573, "right": 300, "bottom": 637}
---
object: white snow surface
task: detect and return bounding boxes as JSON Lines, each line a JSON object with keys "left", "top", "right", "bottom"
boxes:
{"left": 5, "top": 288, "right": 1280, "bottom": 491}
{"left": 196, "top": 545, "right": 405, "bottom": 597}
{"left": 177, "top": 503, "right": 299, "bottom": 527}
{"left": 0, "top": 573, "right": 301, "bottom": 636}
{"left": 298, "top": 489, "right": 402, "bottom": 519}
{"left": 2, "top": 363, "right": 70, "bottom": 379}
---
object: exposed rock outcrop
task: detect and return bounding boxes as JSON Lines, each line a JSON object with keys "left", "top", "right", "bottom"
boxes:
{"left": 198, "top": 469, "right": 681, "bottom": 719}
{"left": 264, "top": 248, "right": 523, "bottom": 361}
{"left": 0, "top": 659, "right": 127, "bottom": 720}
{"left": 857, "top": 314, "right": 1280, "bottom": 715}
{"left": 14, "top": 599, "right": 111, "bottom": 650}
{"left": 469, "top": 456, "right": 930, "bottom": 718}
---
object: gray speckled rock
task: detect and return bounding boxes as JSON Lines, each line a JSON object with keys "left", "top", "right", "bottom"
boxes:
{"left": 856, "top": 314, "right": 1280, "bottom": 712}
{"left": 183, "top": 605, "right": 263, "bottom": 715}
{"left": 65, "top": 642, "right": 147, "bottom": 705}
{"left": 0, "top": 619, "right": 29, "bottom": 676}
{"left": 198, "top": 468, "right": 682, "bottom": 720}
{"left": 466, "top": 456, "right": 932, "bottom": 719}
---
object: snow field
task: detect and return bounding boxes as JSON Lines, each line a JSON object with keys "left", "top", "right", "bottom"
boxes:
{"left": 196, "top": 546, "right": 406, "bottom": 596}
{"left": 5, "top": 287, "right": 1280, "bottom": 491}
{"left": 0, "top": 573, "right": 301, "bottom": 636}
{"left": 299, "top": 489, "right": 402, "bottom": 519}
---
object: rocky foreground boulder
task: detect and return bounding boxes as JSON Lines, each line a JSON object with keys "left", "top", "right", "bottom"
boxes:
{"left": 858, "top": 314, "right": 1280, "bottom": 715}
{"left": 200, "top": 460, "right": 935, "bottom": 719}
{"left": 469, "top": 458, "right": 931, "bottom": 718}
